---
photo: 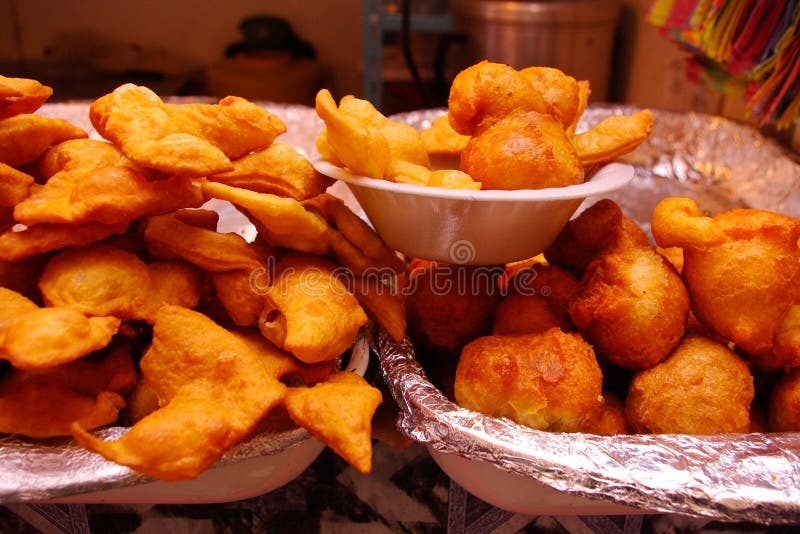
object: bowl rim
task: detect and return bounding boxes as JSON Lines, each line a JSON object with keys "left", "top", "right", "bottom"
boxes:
{"left": 313, "top": 160, "right": 635, "bottom": 202}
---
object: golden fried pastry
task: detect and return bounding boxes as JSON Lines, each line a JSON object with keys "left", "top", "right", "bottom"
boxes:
{"left": 0, "top": 347, "right": 134, "bottom": 438}
{"left": 460, "top": 110, "right": 583, "bottom": 190}
{"left": 0, "top": 114, "right": 88, "bottom": 167}
{"left": 72, "top": 305, "right": 289, "bottom": 481}
{"left": 211, "top": 268, "right": 266, "bottom": 326}
{"left": 0, "top": 286, "right": 39, "bottom": 325}
{"left": 447, "top": 60, "right": 551, "bottom": 136}
{"left": 90, "top": 84, "right": 286, "bottom": 176}
{"left": 567, "top": 80, "right": 591, "bottom": 136}
{"left": 626, "top": 335, "right": 754, "bottom": 434}
{"left": 202, "top": 181, "right": 330, "bottom": 255}
{"left": 518, "top": 66, "right": 581, "bottom": 129}
{"left": 173, "top": 207, "right": 220, "bottom": 230}
{"left": 39, "top": 244, "right": 152, "bottom": 320}
{"left": 544, "top": 199, "right": 650, "bottom": 278}
{"left": 260, "top": 252, "right": 368, "bottom": 363}
{"left": 405, "top": 263, "right": 502, "bottom": 354}
{"left": 143, "top": 212, "right": 264, "bottom": 272}
{"left": 0, "top": 75, "right": 53, "bottom": 118}
{"left": 0, "top": 162, "right": 34, "bottom": 207}
{"left": 419, "top": 114, "right": 471, "bottom": 170}
{"left": 768, "top": 367, "right": 800, "bottom": 431}
{"left": 36, "top": 138, "right": 152, "bottom": 180}
{"left": 285, "top": 371, "right": 382, "bottom": 474}
{"left": 572, "top": 109, "right": 655, "bottom": 167}
{"left": 455, "top": 329, "right": 603, "bottom": 431}
{"left": 493, "top": 264, "right": 578, "bottom": 335}
{"left": 315, "top": 89, "right": 391, "bottom": 179}
{"left": 144, "top": 260, "right": 206, "bottom": 317}
{"left": 14, "top": 166, "right": 203, "bottom": 226}
{"left": 209, "top": 141, "right": 333, "bottom": 201}
{"left": 652, "top": 197, "right": 800, "bottom": 371}
{"left": 0, "top": 221, "right": 129, "bottom": 262}
{"left": 569, "top": 246, "right": 690, "bottom": 370}
{"left": 580, "top": 391, "right": 630, "bottom": 435}
{"left": 386, "top": 159, "right": 481, "bottom": 190}
{"left": 349, "top": 276, "right": 407, "bottom": 342}
{"left": 2, "top": 307, "right": 120, "bottom": 369}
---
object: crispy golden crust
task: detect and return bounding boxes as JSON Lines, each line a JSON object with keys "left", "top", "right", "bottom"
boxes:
{"left": 768, "top": 367, "right": 800, "bottom": 431}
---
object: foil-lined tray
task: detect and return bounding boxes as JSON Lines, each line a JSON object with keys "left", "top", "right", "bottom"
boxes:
{"left": 380, "top": 106, "right": 800, "bottom": 524}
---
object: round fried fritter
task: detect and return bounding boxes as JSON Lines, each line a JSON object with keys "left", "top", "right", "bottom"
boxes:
{"left": 768, "top": 367, "right": 800, "bottom": 431}
{"left": 626, "top": 335, "right": 754, "bottom": 434}
{"left": 581, "top": 391, "right": 630, "bottom": 435}
{"left": 518, "top": 66, "right": 580, "bottom": 129}
{"left": 460, "top": 110, "right": 583, "bottom": 190}
{"left": 454, "top": 328, "right": 603, "bottom": 432}
{"left": 568, "top": 246, "right": 690, "bottom": 370}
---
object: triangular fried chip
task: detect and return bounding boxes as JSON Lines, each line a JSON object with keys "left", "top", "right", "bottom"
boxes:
{"left": 284, "top": 371, "right": 382, "bottom": 474}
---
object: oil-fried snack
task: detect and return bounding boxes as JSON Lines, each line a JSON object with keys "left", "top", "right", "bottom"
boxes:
{"left": 405, "top": 263, "right": 503, "bottom": 355}
{"left": 460, "top": 110, "right": 583, "bottom": 190}
{"left": 349, "top": 276, "right": 406, "bottom": 342}
{"left": 568, "top": 246, "right": 690, "bottom": 370}
{"left": 173, "top": 207, "right": 219, "bottom": 230}
{"left": 0, "top": 220, "right": 129, "bottom": 262}
{"left": 0, "top": 347, "right": 135, "bottom": 438}
{"left": 768, "top": 367, "right": 800, "bottom": 431}
{"left": 652, "top": 197, "right": 800, "bottom": 371}
{"left": 211, "top": 268, "right": 265, "bottom": 326}
{"left": 544, "top": 199, "right": 650, "bottom": 278}
{"left": 39, "top": 244, "right": 152, "bottom": 320}
{"left": 14, "top": 166, "right": 203, "bottom": 225}
{"left": 143, "top": 212, "right": 264, "bottom": 272}
{"left": 0, "top": 114, "right": 87, "bottom": 167}
{"left": 2, "top": 307, "right": 120, "bottom": 369}
{"left": 208, "top": 141, "right": 333, "bottom": 200}
{"left": 454, "top": 329, "right": 604, "bottom": 432}
{"left": 447, "top": 60, "right": 551, "bottom": 136}
{"left": 0, "top": 287, "right": 39, "bottom": 336}
{"left": 202, "top": 181, "right": 329, "bottom": 255}
{"left": 419, "top": 114, "right": 470, "bottom": 170}
{"left": 572, "top": 109, "right": 655, "bottom": 167}
{"left": 89, "top": 84, "right": 286, "bottom": 176}
{"left": 580, "top": 391, "right": 630, "bottom": 435}
{"left": 35, "top": 138, "right": 154, "bottom": 180}
{"left": 626, "top": 335, "right": 754, "bottom": 434}
{"left": 0, "top": 254, "right": 49, "bottom": 299}
{"left": 284, "top": 371, "right": 382, "bottom": 474}
{"left": 338, "top": 94, "right": 430, "bottom": 167}
{"left": 0, "top": 207, "right": 13, "bottom": 234}
{"left": 494, "top": 263, "right": 578, "bottom": 335}
{"left": 125, "top": 379, "right": 159, "bottom": 425}
{"left": 304, "top": 193, "right": 405, "bottom": 274}
{"left": 71, "top": 306, "right": 289, "bottom": 481}
{"left": 567, "top": 80, "right": 591, "bottom": 136}
{"left": 315, "top": 89, "right": 391, "bottom": 179}
{"left": 260, "top": 252, "right": 368, "bottom": 363}
{"left": 0, "top": 75, "right": 53, "bottom": 118}
{"left": 0, "top": 162, "right": 34, "bottom": 207}
{"left": 518, "top": 66, "right": 581, "bottom": 129}
{"left": 387, "top": 159, "right": 481, "bottom": 190}
{"left": 144, "top": 260, "right": 206, "bottom": 317}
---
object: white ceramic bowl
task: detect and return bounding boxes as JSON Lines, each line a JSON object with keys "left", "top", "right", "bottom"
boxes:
{"left": 313, "top": 161, "right": 635, "bottom": 265}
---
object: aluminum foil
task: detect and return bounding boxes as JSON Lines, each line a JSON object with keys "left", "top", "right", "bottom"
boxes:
{"left": 0, "top": 100, "right": 332, "bottom": 503}
{"left": 381, "top": 105, "right": 800, "bottom": 524}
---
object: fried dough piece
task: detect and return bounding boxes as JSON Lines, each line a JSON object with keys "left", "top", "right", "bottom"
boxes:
{"left": 202, "top": 181, "right": 329, "bottom": 255}
{"left": 626, "top": 335, "right": 754, "bottom": 434}
{"left": 567, "top": 80, "right": 591, "bottom": 136}
{"left": 580, "top": 391, "right": 630, "bottom": 435}
{"left": 0, "top": 114, "right": 87, "bottom": 167}
{"left": 0, "top": 287, "right": 39, "bottom": 343}
{"left": 0, "top": 221, "right": 129, "bottom": 261}
{"left": 209, "top": 141, "right": 333, "bottom": 201}
{"left": 39, "top": 244, "right": 152, "bottom": 320}
{"left": 211, "top": 268, "right": 266, "bottom": 326}
{"left": 350, "top": 277, "right": 407, "bottom": 342}
{"left": 2, "top": 307, "right": 120, "bottom": 370}
{"left": 315, "top": 89, "right": 391, "bottom": 179}
{"left": 0, "top": 162, "right": 34, "bottom": 206}
{"left": 144, "top": 260, "right": 206, "bottom": 317}
{"left": 0, "top": 347, "right": 135, "bottom": 438}
{"left": 544, "top": 199, "right": 650, "bottom": 278}
{"left": 0, "top": 75, "right": 53, "bottom": 118}
{"left": 72, "top": 306, "right": 288, "bottom": 481}
{"left": 387, "top": 159, "right": 481, "bottom": 190}
{"left": 652, "top": 197, "right": 800, "bottom": 370}
{"left": 447, "top": 60, "right": 552, "bottom": 136}
{"left": 460, "top": 110, "right": 583, "bottom": 190}
{"left": 338, "top": 94, "right": 430, "bottom": 167}
{"left": 419, "top": 114, "right": 470, "bottom": 170}
{"left": 455, "top": 329, "right": 604, "bottom": 432}
{"left": 768, "top": 367, "right": 800, "bottom": 431}
{"left": 90, "top": 84, "right": 286, "bottom": 176}
{"left": 173, "top": 207, "right": 219, "bottom": 230}
{"left": 260, "top": 253, "right": 368, "bottom": 363}
{"left": 518, "top": 66, "right": 581, "bottom": 130}
{"left": 36, "top": 138, "right": 152, "bottom": 179}
{"left": 568, "top": 246, "right": 690, "bottom": 370}
{"left": 572, "top": 109, "right": 655, "bottom": 167}
{"left": 143, "top": 212, "right": 263, "bottom": 272}
{"left": 14, "top": 166, "right": 203, "bottom": 225}
{"left": 285, "top": 371, "right": 382, "bottom": 474}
